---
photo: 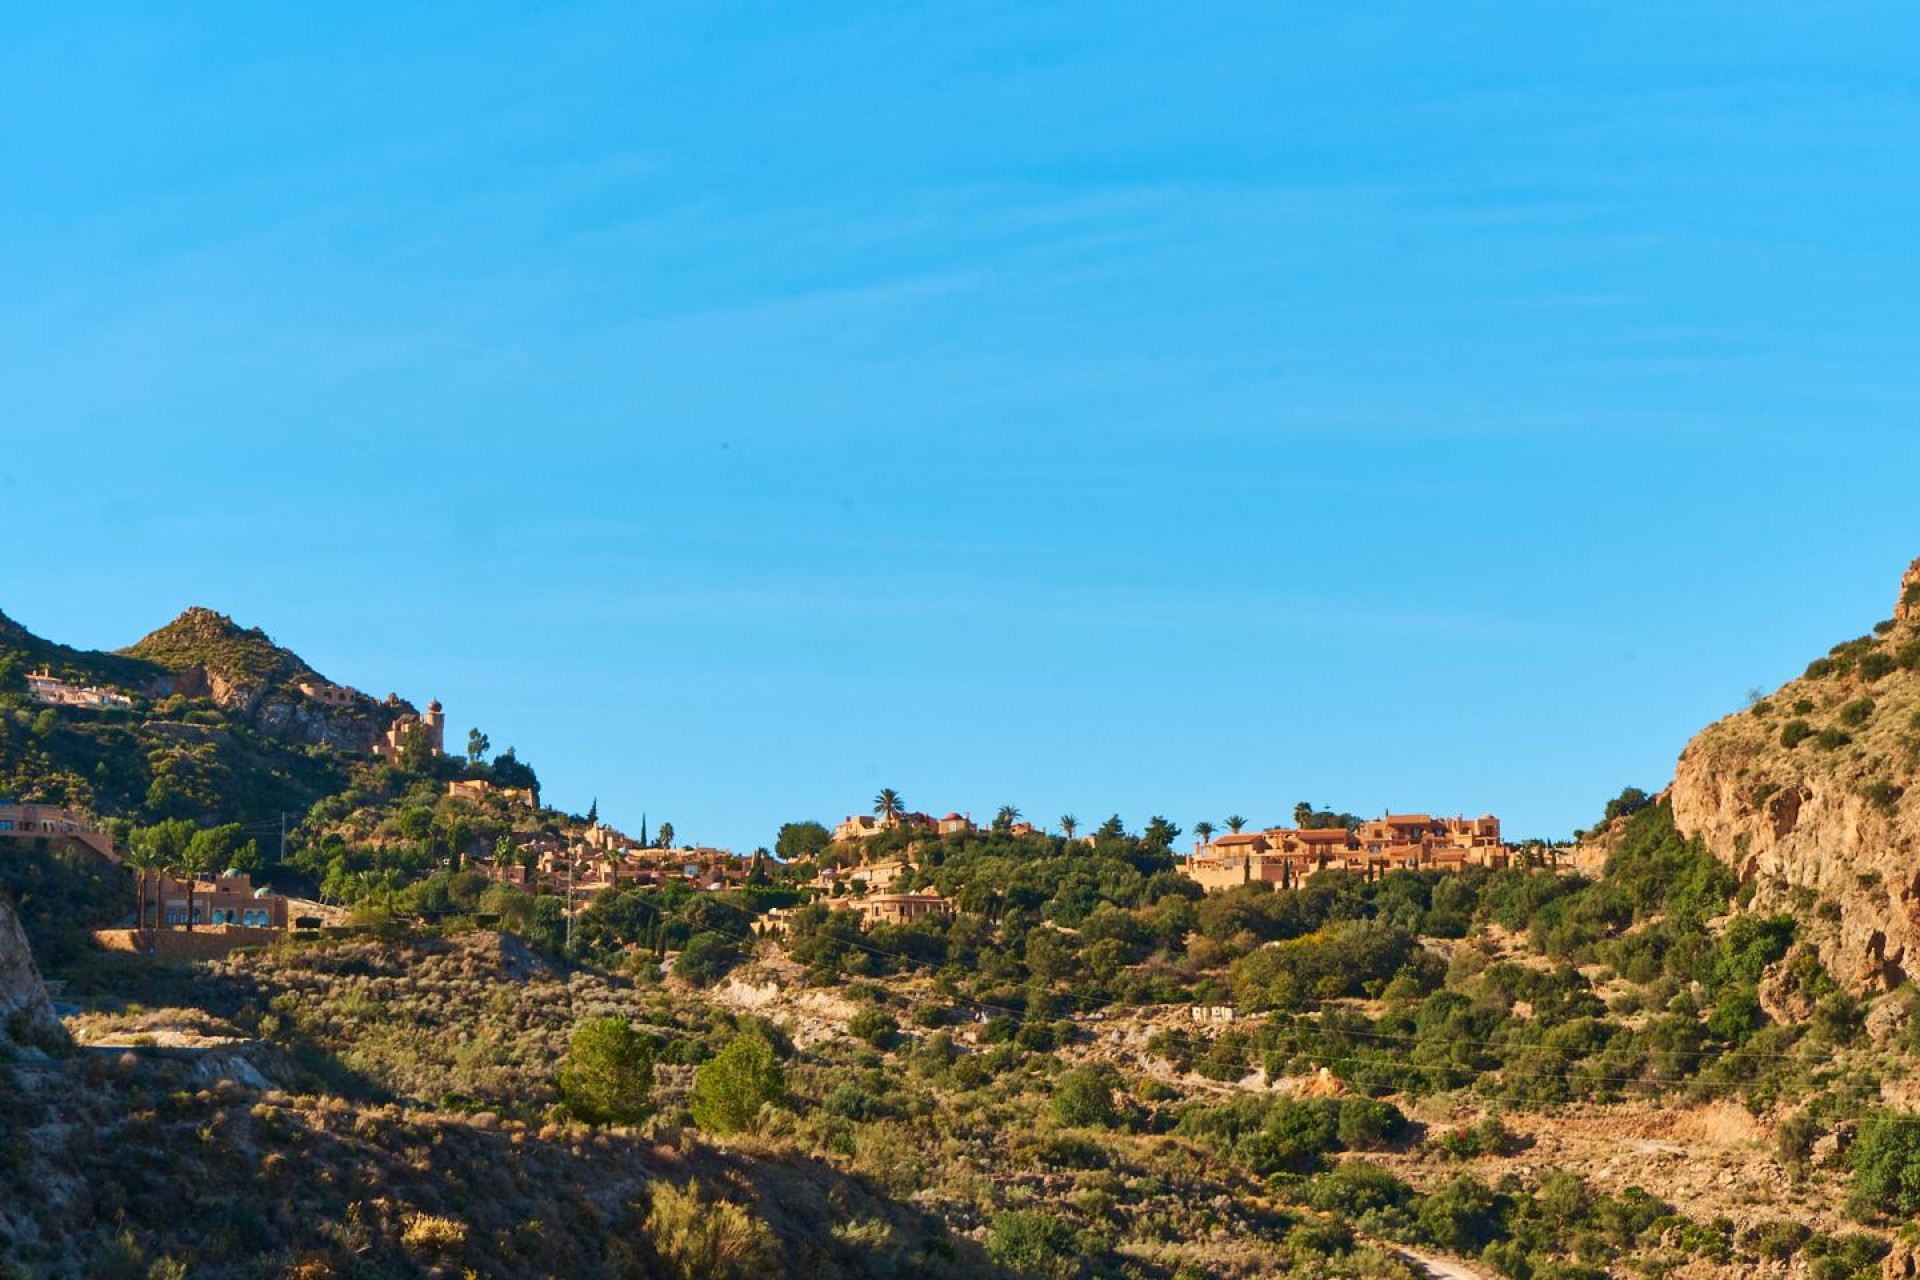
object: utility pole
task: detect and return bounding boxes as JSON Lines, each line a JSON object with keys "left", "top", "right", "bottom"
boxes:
{"left": 565, "top": 846, "right": 577, "bottom": 957}
{"left": 279, "top": 813, "right": 286, "bottom": 867}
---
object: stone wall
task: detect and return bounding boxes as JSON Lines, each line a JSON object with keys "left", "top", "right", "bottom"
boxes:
{"left": 91, "top": 926, "right": 285, "bottom": 962}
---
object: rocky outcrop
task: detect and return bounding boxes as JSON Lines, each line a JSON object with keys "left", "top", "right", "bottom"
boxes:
{"left": 1670, "top": 559, "right": 1920, "bottom": 992}
{"left": 124, "top": 606, "right": 392, "bottom": 751}
{"left": 0, "top": 892, "right": 65, "bottom": 1054}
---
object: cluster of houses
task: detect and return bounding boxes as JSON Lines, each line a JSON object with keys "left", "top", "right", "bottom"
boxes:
{"left": 0, "top": 802, "right": 295, "bottom": 947}
{"left": 472, "top": 833, "right": 758, "bottom": 900}
{"left": 458, "top": 795, "right": 759, "bottom": 903}
{"left": 757, "top": 849, "right": 953, "bottom": 935}
{"left": 1183, "top": 813, "right": 1510, "bottom": 891}
{"left": 25, "top": 670, "right": 134, "bottom": 711}
{"left": 833, "top": 810, "right": 990, "bottom": 841}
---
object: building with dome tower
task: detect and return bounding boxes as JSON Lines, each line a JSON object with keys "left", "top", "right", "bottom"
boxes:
{"left": 372, "top": 695, "right": 445, "bottom": 761}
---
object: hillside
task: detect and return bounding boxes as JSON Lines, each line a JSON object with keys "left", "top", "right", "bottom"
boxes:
{"left": 14, "top": 589, "right": 1920, "bottom": 1277}
{"left": 1671, "top": 556, "right": 1920, "bottom": 992}
{"left": 0, "top": 606, "right": 413, "bottom": 829}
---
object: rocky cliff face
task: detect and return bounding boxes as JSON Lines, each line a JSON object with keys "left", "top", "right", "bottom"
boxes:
{"left": 124, "top": 606, "right": 393, "bottom": 752}
{"left": 0, "top": 892, "right": 65, "bottom": 1053}
{"left": 1671, "top": 557, "right": 1920, "bottom": 992}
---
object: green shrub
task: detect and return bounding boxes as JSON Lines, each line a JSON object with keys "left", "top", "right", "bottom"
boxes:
{"left": 1858, "top": 652, "right": 1897, "bottom": 681}
{"left": 1862, "top": 782, "right": 1904, "bottom": 813}
{"left": 1805, "top": 658, "right": 1837, "bottom": 679}
{"left": 1706, "top": 986, "right": 1763, "bottom": 1042}
{"left": 1051, "top": 1064, "right": 1124, "bottom": 1128}
{"left": 1413, "top": 1174, "right": 1503, "bottom": 1254}
{"left": 1814, "top": 728, "right": 1852, "bottom": 750}
{"left": 1335, "top": 1097, "right": 1408, "bottom": 1150}
{"left": 1850, "top": 1109, "right": 1920, "bottom": 1217}
{"left": 690, "top": 1034, "right": 786, "bottom": 1135}
{"left": 1837, "top": 697, "right": 1875, "bottom": 727}
{"left": 987, "top": 1211, "right": 1078, "bottom": 1277}
{"left": 848, "top": 1007, "right": 900, "bottom": 1049}
{"left": 672, "top": 931, "right": 741, "bottom": 988}
{"left": 1307, "top": 1160, "right": 1413, "bottom": 1215}
{"left": 1781, "top": 720, "right": 1813, "bottom": 748}
{"left": 1602, "top": 787, "right": 1654, "bottom": 824}
{"left": 555, "top": 1017, "right": 655, "bottom": 1125}
{"left": 1015, "top": 1020, "right": 1058, "bottom": 1051}
{"left": 1427, "top": 1115, "right": 1517, "bottom": 1159}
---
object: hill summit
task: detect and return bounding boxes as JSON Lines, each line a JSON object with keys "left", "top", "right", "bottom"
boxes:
{"left": 0, "top": 606, "right": 417, "bottom": 825}
{"left": 1673, "top": 555, "right": 1920, "bottom": 990}
{"left": 123, "top": 606, "right": 313, "bottom": 698}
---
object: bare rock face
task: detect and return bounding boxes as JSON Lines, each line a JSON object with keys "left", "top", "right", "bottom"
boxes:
{"left": 1670, "top": 561, "right": 1920, "bottom": 993}
{"left": 1896, "top": 556, "right": 1920, "bottom": 627}
{"left": 0, "top": 893, "right": 65, "bottom": 1054}
{"left": 125, "top": 606, "right": 392, "bottom": 752}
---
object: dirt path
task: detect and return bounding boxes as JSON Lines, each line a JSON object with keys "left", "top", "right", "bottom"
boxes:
{"left": 1394, "top": 1246, "right": 1489, "bottom": 1280}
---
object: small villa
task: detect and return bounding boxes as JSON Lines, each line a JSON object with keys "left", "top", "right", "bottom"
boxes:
{"left": 849, "top": 892, "right": 953, "bottom": 928}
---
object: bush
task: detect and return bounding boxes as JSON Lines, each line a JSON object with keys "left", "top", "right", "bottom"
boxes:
{"left": 1308, "top": 1160, "right": 1413, "bottom": 1215}
{"left": 823, "top": 1081, "right": 884, "bottom": 1121}
{"left": 1428, "top": 1115, "right": 1517, "bottom": 1159}
{"left": 1862, "top": 782, "right": 1904, "bottom": 814}
{"left": 1859, "top": 652, "right": 1897, "bottom": 681}
{"left": 1602, "top": 787, "right": 1654, "bottom": 825}
{"left": 399, "top": 1213, "right": 467, "bottom": 1257}
{"left": 848, "top": 1007, "right": 900, "bottom": 1050}
{"left": 987, "top": 1211, "right": 1078, "bottom": 1277}
{"left": 555, "top": 1017, "right": 655, "bottom": 1125}
{"left": 1814, "top": 729, "right": 1852, "bottom": 750}
{"left": 644, "top": 1180, "right": 776, "bottom": 1280}
{"left": 690, "top": 1034, "right": 786, "bottom": 1135}
{"left": 1335, "top": 1097, "right": 1408, "bottom": 1151}
{"left": 1781, "top": 720, "right": 1813, "bottom": 748}
{"left": 672, "top": 931, "right": 741, "bottom": 988}
{"left": 1706, "top": 986, "right": 1763, "bottom": 1042}
{"left": 1850, "top": 1109, "right": 1920, "bottom": 1217}
{"left": 1837, "top": 697, "right": 1875, "bottom": 727}
{"left": 1051, "top": 1064, "right": 1124, "bottom": 1128}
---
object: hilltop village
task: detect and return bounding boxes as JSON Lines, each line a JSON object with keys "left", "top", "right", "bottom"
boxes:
{"left": 12, "top": 581, "right": 1920, "bottom": 1279}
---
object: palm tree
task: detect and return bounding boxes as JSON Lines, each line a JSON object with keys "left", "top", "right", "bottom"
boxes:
{"left": 994, "top": 804, "right": 1021, "bottom": 833}
{"left": 124, "top": 836, "right": 161, "bottom": 933}
{"left": 1058, "top": 814, "right": 1078, "bottom": 840}
{"left": 1293, "top": 801, "right": 1313, "bottom": 828}
{"left": 873, "top": 788, "right": 904, "bottom": 823}
{"left": 179, "top": 838, "right": 218, "bottom": 932}
{"left": 1194, "top": 821, "right": 1216, "bottom": 849}
{"left": 1225, "top": 814, "right": 1248, "bottom": 833}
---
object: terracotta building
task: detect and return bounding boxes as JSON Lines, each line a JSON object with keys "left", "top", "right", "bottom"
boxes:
{"left": 1184, "top": 813, "right": 1509, "bottom": 892}
{"left": 849, "top": 891, "right": 953, "bottom": 928}
{"left": 296, "top": 679, "right": 361, "bottom": 707}
{"left": 155, "top": 871, "right": 290, "bottom": 929}
{"left": 26, "top": 670, "right": 133, "bottom": 711}
{"left": 0, "top": 803, "right": 120, "bottom": 862}
{"left": 373, "top": 696, "right": 445, "bottom": 761}
{"left": 446, "top": 778, "right": 537, "bottom": 807}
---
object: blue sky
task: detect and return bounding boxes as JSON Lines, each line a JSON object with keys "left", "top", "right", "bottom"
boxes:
{"left": 4, "top": 4, "right": 1917, "bottom": 849}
